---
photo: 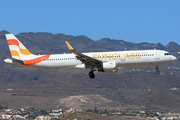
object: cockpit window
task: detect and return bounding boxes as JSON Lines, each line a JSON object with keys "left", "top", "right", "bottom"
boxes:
{"left": 164, "top": 53, "right": 170, "bottom": 55}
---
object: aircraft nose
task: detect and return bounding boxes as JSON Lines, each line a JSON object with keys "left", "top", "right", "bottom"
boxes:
{"left": 171, "top": 56, "right": 177, "bottom": 62}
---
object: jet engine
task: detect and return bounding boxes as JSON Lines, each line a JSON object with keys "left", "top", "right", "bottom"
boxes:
{"left": 103, "top": 62, "right": 117, "bottom": 69}
{"left": 102, "top": 62, "right": 117, "bottom": 74}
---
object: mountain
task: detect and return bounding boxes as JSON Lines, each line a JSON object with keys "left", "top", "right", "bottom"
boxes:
{"left": 166, "top": 42, "right": 180, "bottom": 49}
{"left": 0, "top": 30, "right": 180, "bottom": 112}
{"left": 96, "top": 38, "right": 169, "bottom": 51}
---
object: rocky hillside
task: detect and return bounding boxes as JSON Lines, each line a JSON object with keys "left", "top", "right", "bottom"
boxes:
{"left": 0, "top": 30, "right": 180, "bottom": 112}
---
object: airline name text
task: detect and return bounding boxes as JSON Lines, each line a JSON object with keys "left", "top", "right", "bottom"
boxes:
{"left": 92, "top": 52, "right": 147, "bottom": 60}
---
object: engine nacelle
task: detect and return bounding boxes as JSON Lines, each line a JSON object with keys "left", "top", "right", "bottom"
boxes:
{"left": 103, "top": 62, "right": 117, "bottom": 70}
{"left": 75, "top": 64, "right": 85, "bottom": 69}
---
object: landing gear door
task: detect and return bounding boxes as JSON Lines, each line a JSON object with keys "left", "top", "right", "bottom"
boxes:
{"left": 155, "top": 50, "right": 160, "bottom": 60}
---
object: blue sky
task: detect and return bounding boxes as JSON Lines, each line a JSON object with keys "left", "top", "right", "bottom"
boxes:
{"left": 0, "top": 0, "right": 180, "bottom": 45}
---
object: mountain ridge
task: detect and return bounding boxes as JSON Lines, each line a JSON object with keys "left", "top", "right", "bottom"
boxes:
{"left": 3, "top": 30, "right": 180, "bottom": 51}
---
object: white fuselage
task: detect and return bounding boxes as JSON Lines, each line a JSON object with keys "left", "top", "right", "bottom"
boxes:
{"left": 5, "top": 49, "right": 177, "bottom": 71}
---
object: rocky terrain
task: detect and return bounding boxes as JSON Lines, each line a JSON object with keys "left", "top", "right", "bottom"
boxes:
{"left": 0, "top": 30, "right": 180, "bottom": 112}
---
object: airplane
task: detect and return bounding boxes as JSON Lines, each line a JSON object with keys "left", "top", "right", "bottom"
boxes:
{"left": 4, "top": 34, "right": 177, "bottom": 79}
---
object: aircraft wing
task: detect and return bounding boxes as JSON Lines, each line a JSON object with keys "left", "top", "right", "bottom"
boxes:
{"left": 65, "top": 41, "right": 101, "bottom": 65}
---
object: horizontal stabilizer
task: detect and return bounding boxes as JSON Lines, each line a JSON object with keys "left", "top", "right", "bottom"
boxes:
{"left": 6, "top": 57, "right": 24, "bottom": 62}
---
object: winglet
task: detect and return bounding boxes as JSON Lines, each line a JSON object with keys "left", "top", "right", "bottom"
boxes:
{"left": 65, "top": 41, "right": 74, "bottom": 52}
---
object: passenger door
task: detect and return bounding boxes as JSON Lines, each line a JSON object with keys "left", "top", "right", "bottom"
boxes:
{"left": 155, "top": 50, "right": 160, "bottom": 60}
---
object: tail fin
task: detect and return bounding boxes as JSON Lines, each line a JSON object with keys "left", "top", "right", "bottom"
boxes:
{"left": 5, "top": 34, "right": 34, "bottom": 59}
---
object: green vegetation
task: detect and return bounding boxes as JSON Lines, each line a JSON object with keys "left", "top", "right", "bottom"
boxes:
{"left": 0, "top": 106, "right": 8, "bottom": 110}
{"left": 86, "top": 107, "right": 109, "bottom": 114}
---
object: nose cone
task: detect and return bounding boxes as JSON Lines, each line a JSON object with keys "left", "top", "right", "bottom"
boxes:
{"left": 171, "top": 56, "right": 177, "bottom": 62}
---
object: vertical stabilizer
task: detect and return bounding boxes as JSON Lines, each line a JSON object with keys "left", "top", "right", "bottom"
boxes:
{"left": 5, "top": 34, "right": 34, "bottom": 59}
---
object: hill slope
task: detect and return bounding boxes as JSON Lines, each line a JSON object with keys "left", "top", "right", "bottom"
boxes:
{"left": 0, "top": 30, "right": 180, "bottom": 112}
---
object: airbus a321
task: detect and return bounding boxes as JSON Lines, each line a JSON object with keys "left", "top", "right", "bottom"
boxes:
{"left": 4, "top": 34, "right": 177, "bottom": 79}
